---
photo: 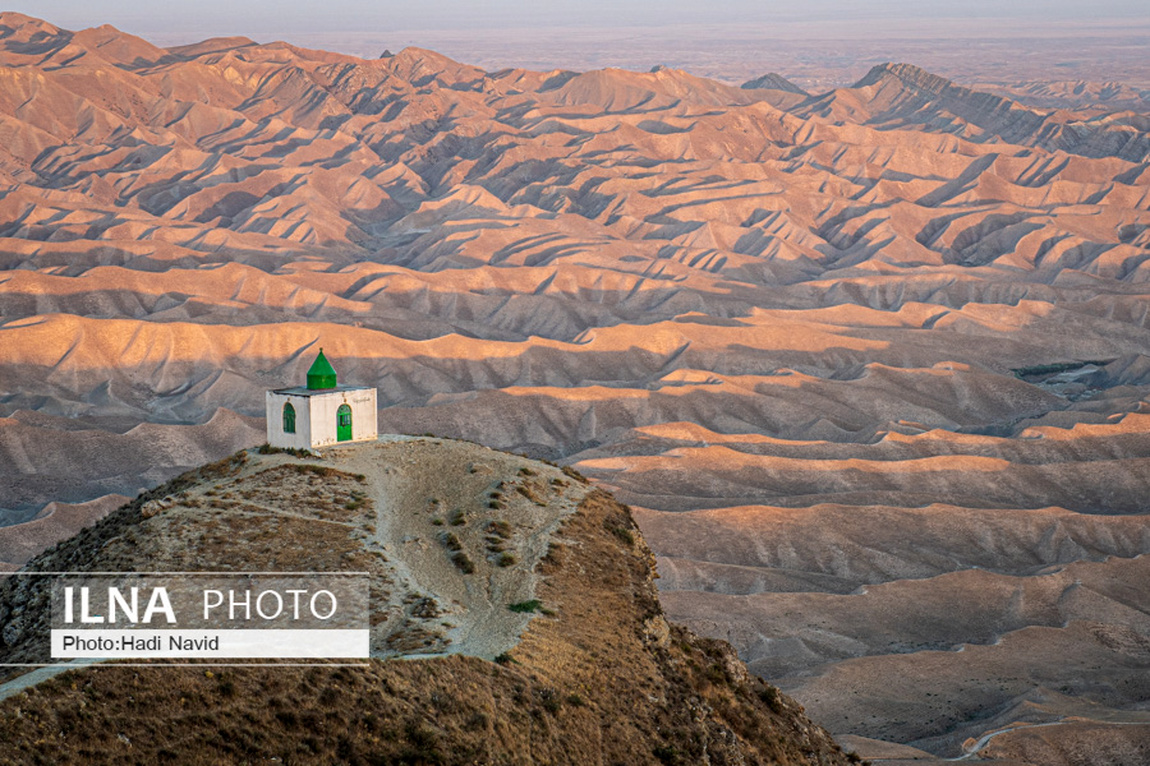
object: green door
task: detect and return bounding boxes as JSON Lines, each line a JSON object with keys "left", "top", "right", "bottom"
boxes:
{"left": 337, "top": 404, "right": 352, "bottom": 442}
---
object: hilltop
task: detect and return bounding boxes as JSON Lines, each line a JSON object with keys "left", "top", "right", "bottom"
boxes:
{"left": 0, "top": 438, "right": 855, "bottom": 765}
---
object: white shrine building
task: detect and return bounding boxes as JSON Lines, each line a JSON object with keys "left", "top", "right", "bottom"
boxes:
{"left": 265, "top": 350, "right": 378, "bottom": 449}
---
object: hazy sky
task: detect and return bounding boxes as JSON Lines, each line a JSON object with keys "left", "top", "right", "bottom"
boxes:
{"left": 15, "top": 0, "right": 1150, "bottom": 37}
{"left": 12, "top": 0, "right": 1149, "bottom": 88}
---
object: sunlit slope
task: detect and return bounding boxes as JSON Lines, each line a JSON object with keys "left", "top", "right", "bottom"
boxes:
{"left": 0, "top": 13, "right": 1149, "bottom": 763}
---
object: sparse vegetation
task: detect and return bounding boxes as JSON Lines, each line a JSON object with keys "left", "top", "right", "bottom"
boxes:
{"left": 704, "top": 662, "right": 729, "bottom": 685}
{"left": 283, "top": 463, "right": 340, "bottom": 478}
{"left": 759, "top": 685, "right": 785, "bottom": 714}
{"left": 256, "top": 444, "right": 315, "bottom": 458}
{"left": 495, "top": 552, "right": 516, "bottom": 568}
{"left": 561, "top": 465, "right": 588, "bottom": 483}
{"left": 605, "top": 519, "right": 635, "bottom": 546}
{"left": 411, "top": 596, "right": 441, "bottom": 619}
{"left": 508, "top": 599, "right": 543, "bottom": 613}
{"left": 485, "top": 519, "right": 514, "bottom": 557}
{"left": 515, "top": 483, "right": 546, "bottom": 505}
{"left": 539, "top": 688, "right": 561, "bottom": 715}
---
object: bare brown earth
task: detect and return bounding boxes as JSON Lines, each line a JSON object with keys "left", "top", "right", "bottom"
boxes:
{"left": 0, "top": 12, "right": 1149, "bottom": 763}
{"left": 0, "top": 441, "right": 853, "bottom": 765}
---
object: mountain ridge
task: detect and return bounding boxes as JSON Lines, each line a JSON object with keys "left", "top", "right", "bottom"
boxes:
{"left": 800, "top": 61, "right": 1150, "bottom": 160}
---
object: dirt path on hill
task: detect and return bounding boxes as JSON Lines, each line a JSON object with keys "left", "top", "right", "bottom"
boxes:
{"left": 322, "top": 435, "right": 591, "bottom": 660}
{"left": 0, "top": 436, "right": 591, "bottom": 699}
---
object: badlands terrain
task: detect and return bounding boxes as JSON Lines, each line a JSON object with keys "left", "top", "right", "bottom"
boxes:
{"left": 0, "top": 12, "right": 1148, "bottom": 763}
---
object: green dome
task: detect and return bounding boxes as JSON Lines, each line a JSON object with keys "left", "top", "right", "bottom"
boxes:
{"left": 306, "top": 349, "right": 338, "bottom": 390}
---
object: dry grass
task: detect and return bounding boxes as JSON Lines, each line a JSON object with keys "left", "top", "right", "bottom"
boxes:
{"left": 0, "top": 454, "right": 389, "bottom": 676}
{"left": 0, "top": 481, "right": 854, "bottom": 765}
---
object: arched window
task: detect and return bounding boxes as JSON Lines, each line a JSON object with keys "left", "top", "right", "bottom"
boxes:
{"left": 337, "top": 404, "right": 352, "bottom": 442}
{"left": 283, "top": 402, "right": 296, "bottom": 434}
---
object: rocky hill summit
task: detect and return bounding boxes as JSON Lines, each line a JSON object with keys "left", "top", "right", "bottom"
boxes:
{"left": 0, "top": 437, "right": 856, "bottom": 765}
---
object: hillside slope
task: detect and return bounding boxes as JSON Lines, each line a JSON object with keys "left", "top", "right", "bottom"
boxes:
{"left": 0, "top": 438, "right": 854, "bottom": 765}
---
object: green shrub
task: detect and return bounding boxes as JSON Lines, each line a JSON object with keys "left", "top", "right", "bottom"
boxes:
{"left": 508, "top": 600, "right": 543, "bottom": 613}
{"left": 605, "top": 521, "right": 634, "bottom": 546}
{"left": 257, "top": 444, "right": 315, "bottom": 458}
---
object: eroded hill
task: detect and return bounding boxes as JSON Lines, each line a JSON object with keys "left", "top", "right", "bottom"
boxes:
{"left": 0, "top": 439, "right": 853, "bottom": 765}
{"left": 0, "top": 13, "right": 1149, "bottom": 764}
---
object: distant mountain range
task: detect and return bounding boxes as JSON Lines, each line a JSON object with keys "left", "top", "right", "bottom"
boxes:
{"left": 1, "top": 13, "right": 1148, "bottom": 764}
